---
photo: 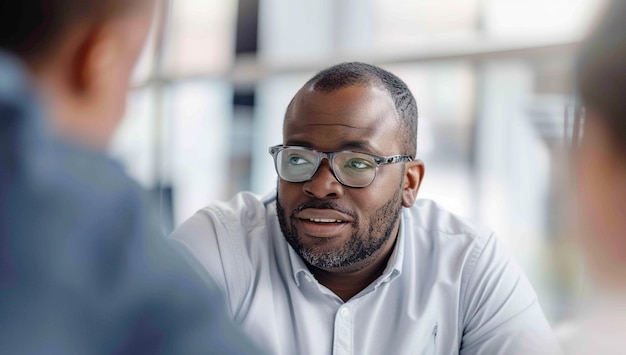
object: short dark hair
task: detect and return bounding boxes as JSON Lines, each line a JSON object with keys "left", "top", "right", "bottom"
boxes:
{"left": 0, "top": 0, "right": 143, "bottom": 64}
{"left": 290, "top": 62, "right": 418, "bottom": 157}
{"left": 578, "top": 0, "right": 626, "bottom": 153}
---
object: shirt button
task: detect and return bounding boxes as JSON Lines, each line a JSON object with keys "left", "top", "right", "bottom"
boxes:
{"left": 340, "top": 307, "right": 350, "bottom": 318}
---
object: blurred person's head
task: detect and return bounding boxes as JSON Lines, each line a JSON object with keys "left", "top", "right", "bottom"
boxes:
{"left": 576, "top": 0, "right": 626, "bottom": 290}
{"left": 0, "top": 0, "right": 156, "bottom": 150}
{"left": 273, "top": 62, "right": 424, "bottom": 277}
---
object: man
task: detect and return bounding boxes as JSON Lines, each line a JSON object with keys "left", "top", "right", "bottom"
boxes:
{"left": 172, "top": 62, "right": 561, "bottom": 354}
{"left": 0, "top": 0, "right": 263, "bottom": 353}
{"left": 563, "top": 0, "right": 626, "bottom": 353}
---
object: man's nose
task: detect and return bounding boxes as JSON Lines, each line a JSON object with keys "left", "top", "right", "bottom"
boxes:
{"left": 302, "top": 159, "right": 344, "bottom": 199}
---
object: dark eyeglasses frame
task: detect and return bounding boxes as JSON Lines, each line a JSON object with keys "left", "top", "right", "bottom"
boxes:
{"left": 268, "top": 144, "right": 413, "bottom": 188}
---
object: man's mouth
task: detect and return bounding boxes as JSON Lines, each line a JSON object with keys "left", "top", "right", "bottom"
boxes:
{"left": 295, "top": 208, "right": 353, "bottom": 237}
{"left": 296, "top": 208, "right": 353, "bottom": 224}
{"left": 306, "top": 218, "right": 346, "bottom": 223}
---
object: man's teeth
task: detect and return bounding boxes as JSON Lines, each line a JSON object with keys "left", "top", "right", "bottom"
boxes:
{"left": 308, "top": 218, "right": 343, "bottom": 223}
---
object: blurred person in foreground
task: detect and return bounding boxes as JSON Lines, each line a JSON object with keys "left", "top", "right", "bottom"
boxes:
{"left": 172, "top": 62, "right": 562, "bottom": 354}
{"left": 0, "top": 0, "right": 264, "bottom": 354}
{"left": 565, "top": 0, "right": 626, "bottom": 353}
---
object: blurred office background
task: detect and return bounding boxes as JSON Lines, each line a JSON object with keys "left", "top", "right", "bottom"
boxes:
{"left": 111, "top": 0, "right": 607, "bottom": 329}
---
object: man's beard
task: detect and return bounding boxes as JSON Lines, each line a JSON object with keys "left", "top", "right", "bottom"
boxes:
{"left": 276, "top": 186, "right": 403, "bottom": 271}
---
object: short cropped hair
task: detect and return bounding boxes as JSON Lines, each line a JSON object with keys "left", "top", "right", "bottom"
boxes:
{"left": 578, "top": 0, "right": 626, "bottom": 153}
{"left": 291, "top": 62, "right": 418, "bottom": 157}
{"left": 0, "top": 0, "right": 143, "bottom": 63}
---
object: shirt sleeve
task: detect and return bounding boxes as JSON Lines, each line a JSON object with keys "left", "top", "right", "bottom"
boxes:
{"left": 459, "top": 233, "right": 562, "bottom": 355}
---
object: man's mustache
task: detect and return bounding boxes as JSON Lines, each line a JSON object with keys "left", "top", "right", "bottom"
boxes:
{"left": 290, "top": 199, "right": 357, "bottom": 222}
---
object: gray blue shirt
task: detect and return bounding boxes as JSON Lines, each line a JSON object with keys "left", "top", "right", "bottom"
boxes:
{"left": 172, "top": 191, "right": 561, "bottom": 355}
{"left": 0, "top": 51, "right": 264, "bottom": 355}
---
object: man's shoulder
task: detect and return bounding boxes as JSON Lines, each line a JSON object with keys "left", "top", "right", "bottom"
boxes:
{"left": 24, "top": 140, "right": 149, "bottom": 230}
{"left": 16, "top": 140, "right": 154, "bottom": 252}
{"left": 200, "top": 190, "right": 271, "bottom": 222}
{"left": 169, "top": 191, "right": 277, "bottom": 294}
{"left": 172, "top": 190, "right": 272, "bottom": 239}
{"left": 56, "top": 142, "right": 144, "bottom": 202}
{"left": 404, "top": 199, "right": 494, "bottom": 245}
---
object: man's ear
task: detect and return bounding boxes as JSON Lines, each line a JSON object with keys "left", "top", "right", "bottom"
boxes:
{"left": 72, "top": 24, "right": 120, "bottom": 97}
{"left": 402, "top": 159, "right": 425, "bottom": 207}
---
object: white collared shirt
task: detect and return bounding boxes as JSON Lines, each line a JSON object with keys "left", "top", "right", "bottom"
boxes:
{"left": 172, "top": 191, "right": 561, "bottom": 355}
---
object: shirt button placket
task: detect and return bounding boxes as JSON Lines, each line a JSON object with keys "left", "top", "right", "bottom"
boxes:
{"left": 333, "top": 305, "right": 353, "bottom": 355}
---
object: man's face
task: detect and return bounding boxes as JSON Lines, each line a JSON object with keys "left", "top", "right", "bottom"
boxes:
{"left": 276, "top": 84, "right": 407, "bottom": 273}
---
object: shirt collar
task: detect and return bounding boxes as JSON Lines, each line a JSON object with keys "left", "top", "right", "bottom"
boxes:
{"left": 288, "top": 242, "right": 311, "bottom": 287}
{"left": 380, "top": 213, "right": 405, "bottom": 282}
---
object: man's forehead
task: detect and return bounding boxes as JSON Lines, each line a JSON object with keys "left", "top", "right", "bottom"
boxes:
{"left": 283, "top": 84, "right": 401, "bottom": 154}
{"left": 285, "top": 84, "right": 394, "bottom": 122}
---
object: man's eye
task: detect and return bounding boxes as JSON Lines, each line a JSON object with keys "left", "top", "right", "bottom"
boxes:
{"left": 288, "top": 155, "right": 310, "bottom": 165}
{"left": 346, "top": 158, "right": 374, "bottom": 170}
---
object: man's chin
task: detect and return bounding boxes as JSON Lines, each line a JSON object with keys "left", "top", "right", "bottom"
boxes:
{"left": 290, "top": 240, "right": 342, "bottom": 267}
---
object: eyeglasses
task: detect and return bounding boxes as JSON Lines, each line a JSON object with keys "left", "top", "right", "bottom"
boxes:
{"left": 268, "top": 145, "right": 413, "bottom": 188}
